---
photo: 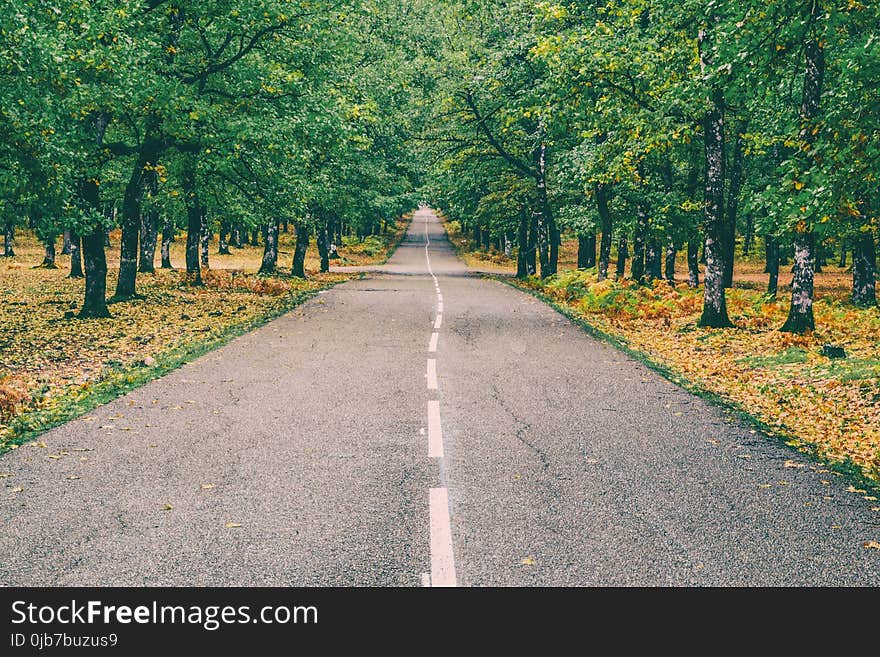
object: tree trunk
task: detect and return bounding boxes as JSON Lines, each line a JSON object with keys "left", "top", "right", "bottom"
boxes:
{"left": 535, "top": 140, "right": 558, "bottom": 277}
{"left": 852, "top": 230, "right": 876, "bottom": 307}
{"left": 781, "top": 17, "right": 824, "bottom": 332}
{"left": 316, "top": 216, "right": 330, "bottom": 273}
{"left": 577, "top": 233, "right": 596, "bottom": 269}
{"left": 230, "top": 223, "right": 242, "bottom": 248}
{"left": 78, "top": 179, "right": 110, "bottom": 318}
{"left": 780, "top": 233, "right": 815, "bottom": 332}
{"left": 69, "top": 232, "right": 84, "bottom": 278}
{"left": 138, "top": 169, "right": 159, "bottom": 274}
{"left": 698, "top": 88, "right": 732, "bottom": 328}
{"left": 723, "top": 121, "right": 746, "bottom": 288}
{"left": 596, "top": 183, "right": 613, "bottom": 281}
{"left": 516, "top": 210, "right": 529, "bottom": 279}
{"left": 665, "top": 242, "right": 676, "bottom": 284}
{"left": 687, "top": 239, "right": 700, "bottom": 288}
{"left": 161, "top": 219, "right": 173, "bottom": 268}
{"left": 258, "top": 220, "right": 280, "bottom": 275}
{"left": 250, "top": 228, "right": 259, "bottom": 246}
{"left": 766, "top": 236, "right": 780, "bottom": 298}
{"left": 218, "top": 221, "right": 230, "bottom": 255}
{"left": 536, "top": 212, "right": 550, "bottom": 278}
{"left": 199, "top": 209, "right": 210, "bottom": 269}
{"left": 62, "top": 230, "right": 72, "bottom": 255}
{"left": 41, "top": 235, "right": 57, "bottom": 268}
{"left": 181, "top": 156, "right": 203, "bottom": 286}
{"left": 3, "top": 224, "right": 14, "bottom": 256}
{"left": 838, "top": 241, "right": 847, "bottom": 269}
{"left": 616, "top": 236, "right": 627, "bottom": 279}
{"left": 631, "top": 207, "right": 648, "bottom": 282}
{"left": 80, "top": 227, "right": 111, "bottom": 318}
{"left": 114, "top": 151, "right": 151, "bottom": 299}
{"left": 292, "top": 223, "right": 309, "bottom": 278}
{"left": 646, "top": 237, "right": 662, "bottom": 281}
{"left": 526, "top": 211, "right": 538, "bottom": 276}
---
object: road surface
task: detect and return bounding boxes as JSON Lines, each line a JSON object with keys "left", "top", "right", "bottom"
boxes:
{"left": 1, "top": 209, "right": 878, "bottom": 586}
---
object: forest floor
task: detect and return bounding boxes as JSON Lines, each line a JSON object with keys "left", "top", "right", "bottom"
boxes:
{"left": 446, "top": 222, "right": 880, "bottom": 485}
{"left": 0, "top": 217, "right": 410, "bottom": 449}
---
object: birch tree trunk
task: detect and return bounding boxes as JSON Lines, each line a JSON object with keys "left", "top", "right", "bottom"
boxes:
{"left": 781, "top": 23, "right": 824, "bottom": 333}
{"left": 258, "top": 219, "right": 280, "bottom": 275}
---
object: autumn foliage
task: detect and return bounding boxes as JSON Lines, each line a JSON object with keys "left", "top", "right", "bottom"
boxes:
{"left": 517, "top": 268, "right": 880, "bottom": 482}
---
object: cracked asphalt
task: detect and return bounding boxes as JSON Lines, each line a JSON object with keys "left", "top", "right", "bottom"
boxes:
{"left": 1, "top": 210, "right": 878, "bottom": 586}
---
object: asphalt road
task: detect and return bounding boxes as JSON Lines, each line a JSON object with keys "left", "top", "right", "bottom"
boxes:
{"left": 1, "top": 209, "right": 878, "bottom": 586}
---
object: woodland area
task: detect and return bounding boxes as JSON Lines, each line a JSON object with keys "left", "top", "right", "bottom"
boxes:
{"left": 426, "top": 0, "right": 878, "bottom": 333}
{"left": 1, "top": 2, "right": 879, "bottom": 475}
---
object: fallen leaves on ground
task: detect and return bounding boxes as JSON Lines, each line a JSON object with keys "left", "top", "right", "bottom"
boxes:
{"left": 0, "top": 220, "right": 408, "bottom": 447}
{"left": 508, "top": 266, "right": 880, "bottom": 483}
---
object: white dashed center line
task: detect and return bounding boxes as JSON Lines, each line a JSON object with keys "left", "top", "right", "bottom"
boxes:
{"left": 427, "top": 359, "right": 438, "bottom": 390}
{"left": 429, "top": 487, "right": 457, "bottom": 587}
{"left": 422, "top": 210, "right": 457, "bottom": 587}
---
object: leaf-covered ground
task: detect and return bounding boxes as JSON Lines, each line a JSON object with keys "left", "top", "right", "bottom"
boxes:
{"left": 0, "top": 219, "right": 408, "bottom": 447}
{"left": 446, "top": 223, "right": 880, "bottom": 483}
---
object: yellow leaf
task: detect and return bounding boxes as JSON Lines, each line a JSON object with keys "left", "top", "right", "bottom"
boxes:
{"left": 863, "top": 540, "right": 880, "bottom": 550}
{"left": 783, "top": 460, "right": 804, "bottom": 468}
{"left": 521, "top": 556, "right": 536, "bottom": 566}
{"left": 846, "top": 485, "right": 867, "bottom": 494}
{"left": 0, "top": 473, "right": 11, "bottom": 478}
{"left": 225, "top": 522, "right": 242, "bottom": 528}
{"left": 9, "top": 486, "right": 23, "bottom": 493}
{"left": 66, "top": 475, "right": 80, "bottom": 480}
{"left": 200, "top": 483, "right": 215, "bottom": 490}
{"left": 162, "top": 503, "right": 173, "bottom": 511}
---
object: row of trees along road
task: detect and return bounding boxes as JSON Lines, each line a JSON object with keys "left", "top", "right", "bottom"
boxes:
{"left": 1, "top": 0, "right": 425, "bottom": 317}
{"left": 418, "top": 0, "right": 879, "bottom": 332}
{"left": 2, "top": 1, "right": 878, "bottom": 334}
